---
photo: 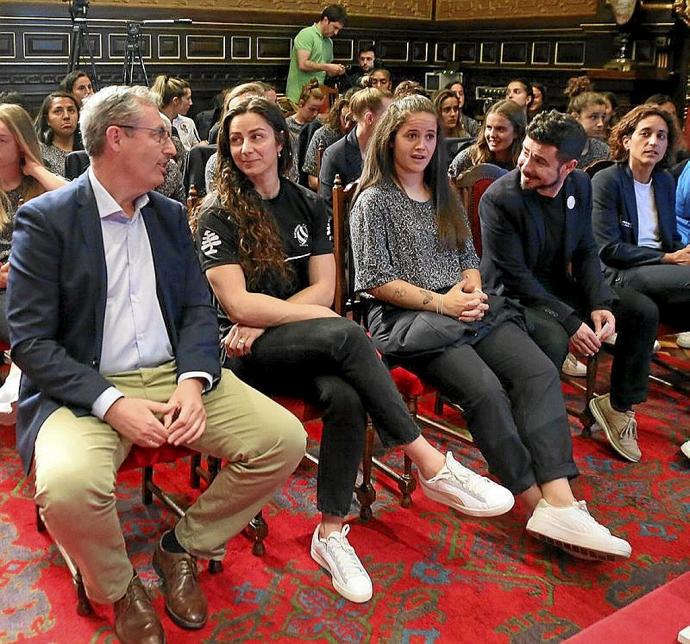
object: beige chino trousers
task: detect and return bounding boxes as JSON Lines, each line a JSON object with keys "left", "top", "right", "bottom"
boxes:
{"left": 33, "top": 362, "right": 306, "bottom": 604}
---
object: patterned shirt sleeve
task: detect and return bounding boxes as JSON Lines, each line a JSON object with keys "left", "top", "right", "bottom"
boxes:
{"left": 350, "top": 190, "right": 399, "bottom": 291}
{"left": 196, "top": 209, "right": 240, "bottom": 272}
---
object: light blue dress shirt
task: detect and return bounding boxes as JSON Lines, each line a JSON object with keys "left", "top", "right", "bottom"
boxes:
{"left": 88, "top": 168, "right": 211, "bottom": 419}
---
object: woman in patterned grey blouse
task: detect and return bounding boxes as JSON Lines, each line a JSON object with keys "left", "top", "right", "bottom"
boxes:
{"left": 350, "top": 94, "right": 632, "bottom": 562}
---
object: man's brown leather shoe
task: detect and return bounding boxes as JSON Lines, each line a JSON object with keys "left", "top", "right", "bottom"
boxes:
{"left": 152, "top": 537, "right": 208, "bottom": 629}
{"left": 113, "top": 575, "right": 165, "bottom": 644}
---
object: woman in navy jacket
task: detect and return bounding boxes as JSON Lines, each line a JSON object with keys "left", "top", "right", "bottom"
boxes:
{"left": 591, "top": 104, "right": 690, "bottom": 350}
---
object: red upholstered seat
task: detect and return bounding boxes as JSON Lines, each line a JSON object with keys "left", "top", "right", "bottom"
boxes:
{"left": 270, "top": 395, "right": 322, "bottom": 422}
{"left": 120, "top": 444, "right": 194, "bottom": 470}
{"left": 390, "top": 366, "right": 429, "bottom": 399}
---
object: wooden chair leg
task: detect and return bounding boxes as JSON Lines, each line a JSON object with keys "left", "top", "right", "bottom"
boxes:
{"left": 190, "top": 453, "right": 201, "bottom": 489}
{"left": 74, "top": 570, "right": 93, "bottom": 616}
{"left": 434, "top": 392, "right": 444, "bottom": 415}
{"left": 356, "top": 421, "right": 376, "bottom": 522}
{"left": 142, "top": 465, "right": 153, "bottom": 504}
{"left": 207, "top": 455, "right": 221, "bottom": 480}
{"left": 36, "top": 504, "right": 46, "bottom": 532}
{"left": 581, "top": 353, "right": 599, "bottom": 437}
{"left": 248, "top": 512, "right": 268, "bottom": 556}
{"left": 399, "top": 453, "right": 416, "bottom": 508}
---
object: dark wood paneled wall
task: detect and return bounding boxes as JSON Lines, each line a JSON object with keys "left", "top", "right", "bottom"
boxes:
{"left": 0, "top": 1, "right": 687, "bottom": 116}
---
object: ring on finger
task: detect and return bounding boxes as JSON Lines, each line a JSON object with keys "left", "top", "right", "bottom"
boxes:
{"left": 238, "top": 338, "right": 247, "bottom": 344}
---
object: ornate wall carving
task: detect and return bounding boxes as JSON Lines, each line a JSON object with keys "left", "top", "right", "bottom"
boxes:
{"left": 9, "top": 0, "right": 433, "bottom": 21}
{"left": 436, "top": 0, "right": 598, "bottom": 21}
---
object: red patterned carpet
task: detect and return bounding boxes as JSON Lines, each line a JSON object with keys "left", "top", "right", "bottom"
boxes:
{"left": 1, "top": 351, "right": 689, "bottom": 643}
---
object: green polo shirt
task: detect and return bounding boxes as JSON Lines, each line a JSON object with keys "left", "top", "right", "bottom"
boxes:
{"left": 286, "top": 23, "right": 333, "bottom": 102}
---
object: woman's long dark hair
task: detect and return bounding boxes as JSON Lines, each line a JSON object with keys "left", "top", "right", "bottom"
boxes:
{"left": 205, "top": 96, "right": 295, "bottom": 289}
{"left": 34, "top": 91, "right": 80, "bottom": 145}
{"left": 357, "top": 94, "right": 468, "bottom": 250}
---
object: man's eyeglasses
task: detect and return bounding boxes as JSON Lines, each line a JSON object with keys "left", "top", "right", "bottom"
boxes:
{"left": 114, "top": 124, "right": 172, "bottom": 145}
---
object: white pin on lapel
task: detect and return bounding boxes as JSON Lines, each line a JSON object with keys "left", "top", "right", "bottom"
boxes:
{"left": 567, "top": 195, "right": 576, "bottom": 210}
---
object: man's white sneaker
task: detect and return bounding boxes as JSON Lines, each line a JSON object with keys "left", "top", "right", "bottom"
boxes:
{"left": 418, "top": 452, "right": 514, "bottom": 517}
{"left": 526, "top": 499, "right": 631, "bottom": 561}
{"left": 677, "top": 332, "right": 690, "bottom": 349}
{"left": 681, "top": 440, "right": 690, "bottom": 459}
{"left": 310, "top": 525, "right": 372, "bottom": 603}
{"left": 561, "top": 353, "right": 587, "bottom": 377}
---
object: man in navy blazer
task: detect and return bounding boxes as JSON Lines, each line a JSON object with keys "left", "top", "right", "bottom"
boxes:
{"left": 480, "top": 111, "right": 658, "bottom": 464}
{"left": 591, "top": 104, "right": 690, "bottom": 349}
{"left": 7, "top": 85, "right": 305, "bottom": 644}
{"left": 318, "top": 87, "right": 391, "bottom": 205}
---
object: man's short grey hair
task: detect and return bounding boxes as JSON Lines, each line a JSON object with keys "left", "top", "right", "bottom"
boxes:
{"left": 80, "top": 85, "right": 159, "bottom": 158}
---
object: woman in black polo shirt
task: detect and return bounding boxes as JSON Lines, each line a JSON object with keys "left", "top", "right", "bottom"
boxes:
{"left": 195, "top": 96, "right": 513, "bottom": 605}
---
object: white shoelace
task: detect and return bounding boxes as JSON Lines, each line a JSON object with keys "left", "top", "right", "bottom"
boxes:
{"left": 444, "top": 458, "right": 494, "bottom": 498}
{"left": 574, "top": 500, "right": 612, "bottom": 535}
{"left": 326, "top": 525, "right": 367, "bottom": 578}
{"left": 621, "top": 417, "right": 638, "bottom": 440}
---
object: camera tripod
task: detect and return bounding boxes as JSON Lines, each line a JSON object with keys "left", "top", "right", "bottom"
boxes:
{"left": 66, "top": 0, "right": 99, "bottom": 88}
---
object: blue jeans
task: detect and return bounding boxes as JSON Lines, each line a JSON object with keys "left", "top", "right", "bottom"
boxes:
{"left": 225, "top": 317, "right": 420, "bottom": 517}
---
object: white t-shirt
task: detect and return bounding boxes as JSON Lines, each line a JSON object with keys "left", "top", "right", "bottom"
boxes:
{"left": 173, "top": 114, "right": 201, "bottom": 151}
{"left": 634, "top": 178, "right": 662, "bottom": 250}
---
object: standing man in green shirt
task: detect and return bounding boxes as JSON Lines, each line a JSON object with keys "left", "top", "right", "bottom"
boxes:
{"left": 286, "top": 5, "right": 348, "bottom": 103}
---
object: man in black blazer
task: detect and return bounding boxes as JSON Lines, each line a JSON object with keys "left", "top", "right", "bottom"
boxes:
{"left": 480, "top": 111, "right": 658, "bottom": 464}
{"left": 318, "top": 87, "right": 391, "bottom": 205}
{"left": 8, "top": 86, "right": 305, "bottom": 644}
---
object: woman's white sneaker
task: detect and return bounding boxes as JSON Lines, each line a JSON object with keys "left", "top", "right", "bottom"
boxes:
{"left": 310, "top": 525, "right": 372, "bottom": 603}
{"left": 526, "top": 499, "right": 631, "bottom": 561}
{"left": 418, "top": 452, "right": 514, "bottom": 517}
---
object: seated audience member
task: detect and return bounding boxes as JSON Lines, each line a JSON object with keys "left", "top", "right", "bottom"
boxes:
{"left": 349, "top": 95, "right": 631, "bottom": 562}
{"left": 8, "top": 85, "right": 305, "bottom": 644}
{"left": 34, "top": 91, "right": 81, "bottom": 177}
{"left": 567, "top": 92, "right": 611, "bottom": 167}
{"left": 172, "top": 82, "right": 202, "bottom": 151}
{"left": 592, "top": 104, "right": 690, "bottom": 352}
{"left": 447, "top": 80, "right": 479, "bottom": 138}
{"left": 675, "top": 158, "right": 690, "bottom": 245}
{"left": 155, "top": 113, "right": 186, "bottom": 204}
{"left": 256, "top": 82, "right": 278, "bottom": 103}
{"left": 505, "top": 78, "right": 534, "bottom": 115}
{"left": 480, "top": 110, "right": 658, "bottom": 464}
{"left": 366, "top": 67, "right": 392, "bottom": 92}
{"left": 205, "top": 83, "right": 268, "bottom": 191}
{"left": 0, "top": 104, "right": 66, "bottom": 421}
{"left": 318, "top": 87, "right": 392, "bottom": 204}
{"left": 0, "top": 91, "right": 31, "bottom": 113}
{"left": 286, "top": 80, "right": 325, "bottom": 183}
{"left": 529, "top": 82, "right": 547, "bottom": 120}
{"left": 645, "top": 94, "right": 689, "bottom": 163}
{"left": 393, "top": 80, "right": 426, "bottom": 99}
{"left": 208, "top": 84, "right": 268, "bottom": 146}
{"left": 602, "top": 91, "right": 620, "bottom": 132}
{"left": 195, "top": 91, "right": 225, "bottom": 141}
{"left": 448, "top": 99, "right": 525, "bottom": 178}
{"left": 302, "top": 96, "right": 353, "bottom": 190}
{"left": 433, "top": 89, "right": 464, "bottom": 139}
{"left": 59, "top": 70, "right": 94, "bottom": 106}
{"left": 150, "top": 75, "right": 191, "bottom": 161}
{"left": 196, "top": 96, "right": 513, "bottom": 604}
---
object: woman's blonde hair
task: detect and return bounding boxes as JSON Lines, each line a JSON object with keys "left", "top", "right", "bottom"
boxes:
{"left": 0, "top": 104, "right": 46, "bottom": 228}
{"left": 150, "top": 75, "right": 189, "bottom": 109}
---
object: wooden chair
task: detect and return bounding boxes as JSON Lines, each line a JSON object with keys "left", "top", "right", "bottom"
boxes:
{"left": 332, "top": 175, "right": 475, "bottom": 508}
{"left": 182, "top": 142, "right": 217, "bottom": 197}
{"left": 35, "top": 444, "right": 221, "bottom": 616}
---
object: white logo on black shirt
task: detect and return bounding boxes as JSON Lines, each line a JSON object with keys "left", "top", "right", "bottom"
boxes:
{"left": 201, "top": 229, "right": 222, "bottom": 257}
{"left": 293, "top": 223, "right": 309, "bottom": 247}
